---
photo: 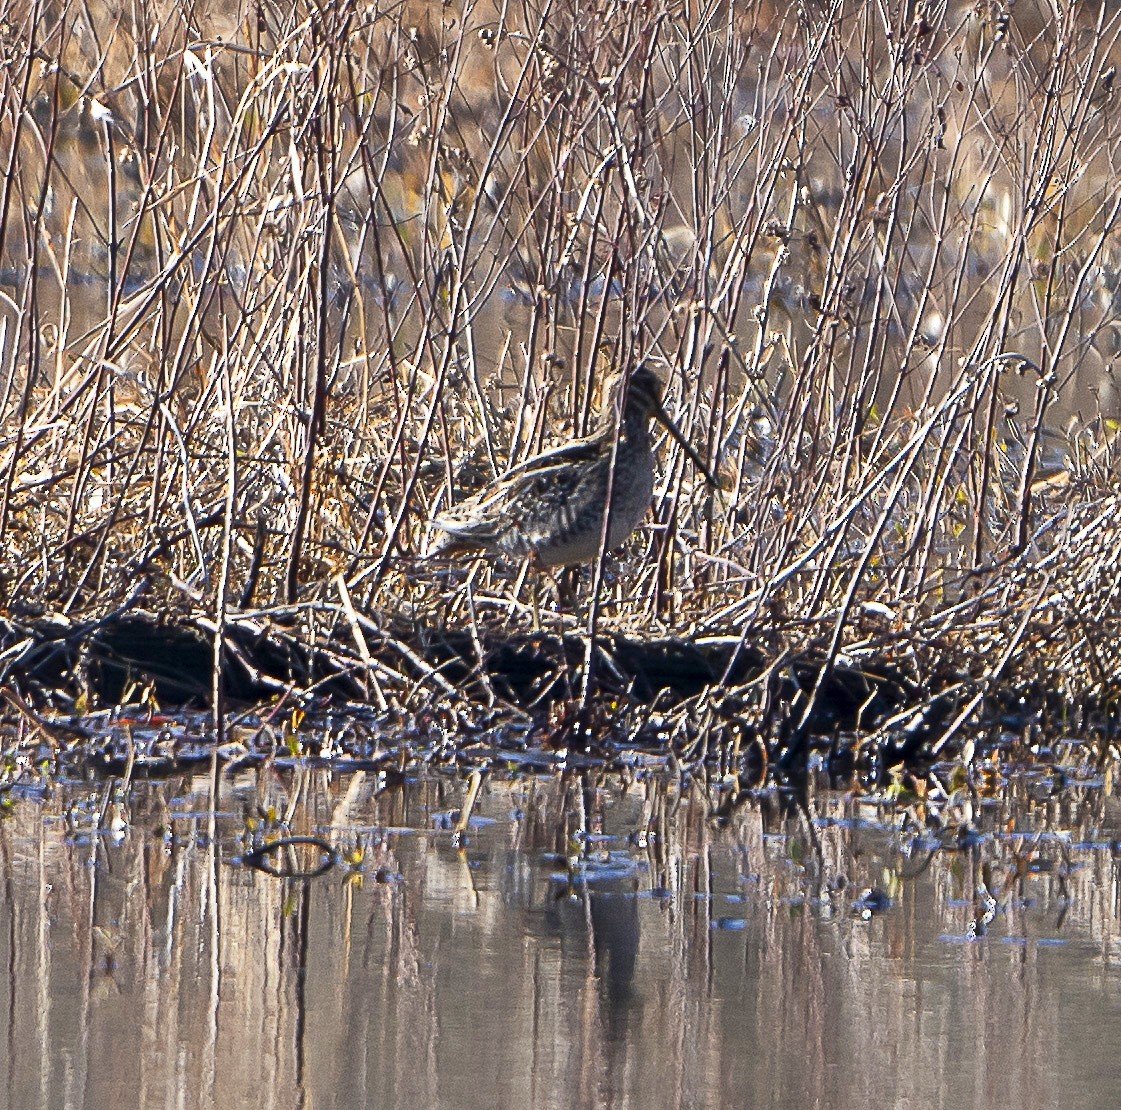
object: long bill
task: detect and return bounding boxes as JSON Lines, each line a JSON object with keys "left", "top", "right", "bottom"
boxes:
{"left": 653, "top": 403, "right": 719, "bottom": 487}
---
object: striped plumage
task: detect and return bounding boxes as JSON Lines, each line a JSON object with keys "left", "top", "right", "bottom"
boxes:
{"left": 429, "top": 365, "right": 713, "bottom": 567}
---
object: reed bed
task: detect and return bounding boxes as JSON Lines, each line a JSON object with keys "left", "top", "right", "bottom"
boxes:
{"left": 1, "top": 0, "right": 1121, "bottom": 759}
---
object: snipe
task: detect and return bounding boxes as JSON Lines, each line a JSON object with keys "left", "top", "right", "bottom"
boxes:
{"left": 429, "top": 365, "right": 715, "bottom": 567}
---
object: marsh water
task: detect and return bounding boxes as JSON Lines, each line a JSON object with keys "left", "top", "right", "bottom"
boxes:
{"left": 3, "top": 757, "right": 1121, "bottom": 1110}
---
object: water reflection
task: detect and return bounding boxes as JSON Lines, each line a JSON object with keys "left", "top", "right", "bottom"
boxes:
{"left": 2, "top": 767, "right": 1121, "bottom": 1109}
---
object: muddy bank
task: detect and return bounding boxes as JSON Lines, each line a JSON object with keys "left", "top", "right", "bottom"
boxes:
{"left": 0, "top": 607, "right": 1092, "bottom": 772}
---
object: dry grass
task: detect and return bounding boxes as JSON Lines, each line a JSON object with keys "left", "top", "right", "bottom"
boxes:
{"left": 2, "top": 0, "right": 1121, "bottom": 749}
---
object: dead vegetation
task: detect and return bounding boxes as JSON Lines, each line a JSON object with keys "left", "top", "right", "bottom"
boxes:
{"left": 2, "top": 0, "right": 1121, "bottom": 763}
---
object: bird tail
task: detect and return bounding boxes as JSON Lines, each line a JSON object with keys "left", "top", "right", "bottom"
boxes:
{"left": 425, "top": 515, "right": 486, "bottom": 559}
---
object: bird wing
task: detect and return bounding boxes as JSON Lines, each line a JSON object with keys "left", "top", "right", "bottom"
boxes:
{"left": 467, "top": 456, "right": 588, "bottom": 516}
{"left": 434, "top": 453, "right": 593, "bottom": 536}
{"left": 501, "top": 431, "right": 605, "bottom": 480}
{"left": 431, "top": 429, "right": 611, "bottom": 554}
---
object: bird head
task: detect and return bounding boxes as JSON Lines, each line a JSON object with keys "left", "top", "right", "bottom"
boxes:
{"left": 603, "top": 363, "right": 718, "bottom": 487}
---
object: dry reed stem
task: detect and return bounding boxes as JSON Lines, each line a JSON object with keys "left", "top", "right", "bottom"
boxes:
{"left": 0, "top": 0, "right": 1119, "bottom": 731}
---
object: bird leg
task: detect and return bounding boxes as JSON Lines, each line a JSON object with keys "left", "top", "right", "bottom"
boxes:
{"left": 530, "top": 554, "right": 542, "bottom": 632}
{"left": 557, "top": 566, "right": 579, "bottom": 608}
{"left": 511, "top": 555, "right": 540, "bottom": 630}
{"left": 517, "top": 550, "right": 571, "bottom": 631}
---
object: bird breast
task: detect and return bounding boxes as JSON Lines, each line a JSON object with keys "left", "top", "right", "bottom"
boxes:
{"left": 524, "top": 435, "right": 655, "bottom": 567}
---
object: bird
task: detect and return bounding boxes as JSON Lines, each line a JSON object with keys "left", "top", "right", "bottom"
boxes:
{"left": 428, "top": 364, "right": 716, "bottom": 567}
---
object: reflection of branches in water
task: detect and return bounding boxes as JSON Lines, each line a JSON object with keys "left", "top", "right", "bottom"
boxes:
{"left": 0, "top": 0, "right": 1119, "bottom": 755}
{"left": 239, "top": 834, "right": 338, "bottom": 879}
{"left": 4, "top": 760, "right": 1121, "bottom": 1104}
